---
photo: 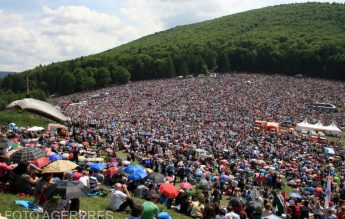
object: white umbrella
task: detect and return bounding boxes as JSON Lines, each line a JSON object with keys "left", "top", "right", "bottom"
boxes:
{"left": 27, "top": 126, "right": 44, "bottom": 132}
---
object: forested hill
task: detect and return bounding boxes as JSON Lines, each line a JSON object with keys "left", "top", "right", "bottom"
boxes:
{"left": 0, "top": 2, "right": 345, "bottom": 104}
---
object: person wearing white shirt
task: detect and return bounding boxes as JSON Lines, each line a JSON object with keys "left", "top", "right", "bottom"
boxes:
{"left": 79, "top": 171, "right": 89, "bottom": 187}
{"left": 109, "top": 183, "right": 132, "bottom": 211}
{"left": 226, "top": 205, "right": 240, "bottom": 219}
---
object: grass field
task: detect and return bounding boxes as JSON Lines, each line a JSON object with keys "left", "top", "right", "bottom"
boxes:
{"left": 0, "top": 110, "right": 51, "bottom": 128}
{"left": 0, "top": 191, "right": 191, "bottom": 219}
{"left": 0, "top": 182, "right": 293, "bottom": 219}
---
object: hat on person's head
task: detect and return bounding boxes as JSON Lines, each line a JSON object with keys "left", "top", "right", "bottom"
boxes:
{"left": 157, "top": 212, "right": 172, "bottom": 219}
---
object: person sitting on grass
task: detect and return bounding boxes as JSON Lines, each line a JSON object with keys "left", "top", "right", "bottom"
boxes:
{"left": 43, "top": 195, "right": 69, "bottom": 219}
{"left": 79, "top": 171, "right": 89, "bottom": 187}
{"left": 88, "top": 170, "right": 98, "bottom": 191}
{"left": 142, "top": 194, "right": 160, "bottom": 219}
{"left": 34, "top": 173, "right": 53, "bottom": 207}
{"left": 126, "top": 204, "right": 144, "bottom": 219}
{"left": 0, "top": 156, "right": 15, "bottom": 183}
{"left": 109, "top": 183, "right": 133, "bottom": 211}
{"left": 9, "top": 162, "right": 38, "bottom": 194}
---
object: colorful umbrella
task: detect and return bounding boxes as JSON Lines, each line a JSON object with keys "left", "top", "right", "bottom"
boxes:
{"left": 31, "top": 156, "right": 50, "bottom": 168}
{"left": 124, "top": 164, "right": 147, "bottom": 175}
{"left": 289, "top": 192, "right": 302, "bottom": 199}
{"left": 165, "top": 176, "right": 173, "bottom": 182}
{"left": 159, "top": 183, "right": 179, "bottom": 199}
{"left": 138, "top": 131, "right": 152, "bottom": 137}
{"left": 147, "top": 172, "right": 166, "bottom": 184}
{"left": 128, "top": 172, "right": 147, "bottom": 181}
{"left": 46, "top": 180, "right": 90, "bottom": 199}
{"left": 263, "top": 214, "right": 282, "bottom": 219}
{"left": 49, "top": 154, "right": 63, "bottom": 161}
{"left": 0, "top": 138, "right": 16, "bottom": 149}
{"left": 89, "top": 163, "right": 107, "bottom": 171}
{"left": 43, "top": 160, "right": 78, "bottom": 173}
{"left": 314, "top": 187, "right": 323, "bottom": 193}
{"left": 105, "top": 166, "right": 119, "bottom": 176}
{"left": 10, "top": 144, "right": 23, "bottom": 150}
{"left": 180, "top": 182, "right": 193, "bottom": 190}
{"left": 10, "top": 147, "right": 45, "bottom": 163}
{"left": 105, "top": 148, "right": 113, "bottom": 153}
{"left": 5, "top": 148, "right": 23, "bottom": 158}
{"left": 198, "top": 179, "right": 209, "bottom": 189}
{"left": 146, "top": 168, "right": 154, "bottom": 173}
{"left": 333, "top": 176, "right": 340, "bottom": 183}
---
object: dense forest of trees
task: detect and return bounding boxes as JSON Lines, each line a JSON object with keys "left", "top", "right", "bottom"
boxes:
{"left": 0, "top": 2, "right": 344, "bottom": 108}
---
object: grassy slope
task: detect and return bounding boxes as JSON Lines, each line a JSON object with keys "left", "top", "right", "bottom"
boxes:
{"left": 0, "top": 192, "right": 190, "bottom": 219}
{"left": 0, "top": 110, "right": 51, "bottom": 127}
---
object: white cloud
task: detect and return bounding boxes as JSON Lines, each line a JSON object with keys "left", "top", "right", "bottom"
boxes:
{"left": 0, "top": 5, "right": 163, "bottom": 72}
{"left": 0, "top": 0, "right": 344, "bottom": 72}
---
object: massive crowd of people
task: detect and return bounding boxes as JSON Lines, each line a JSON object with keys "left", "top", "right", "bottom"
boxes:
{"left": 0, "top": 73, "right": 344, "bottom": 219}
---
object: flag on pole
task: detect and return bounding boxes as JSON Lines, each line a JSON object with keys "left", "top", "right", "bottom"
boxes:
{"left": 325, "top": 174, "right": 332, "bottom": 209}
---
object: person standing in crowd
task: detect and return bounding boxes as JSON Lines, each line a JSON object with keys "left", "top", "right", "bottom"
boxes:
{"left": 272, "top": 190, "right": 286, "bottom": 216}
{"left": 72, "top": 147, "right": 79, "bottom": 163}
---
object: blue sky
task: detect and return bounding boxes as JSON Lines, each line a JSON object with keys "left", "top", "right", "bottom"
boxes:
{"left": 0, "top": 0, "right": 344, "bottom": 72}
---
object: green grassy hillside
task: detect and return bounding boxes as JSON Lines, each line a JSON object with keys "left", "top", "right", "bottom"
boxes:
{"left": 0, "top": 2, "right": 345, "bottom": 101}
{"left": 0, "top": 110, "right": 51, "bottom": 127}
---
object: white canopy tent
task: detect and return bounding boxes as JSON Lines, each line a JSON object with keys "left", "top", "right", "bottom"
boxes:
{"left": 296, "top": 119, "right": 342, "bottom": 136}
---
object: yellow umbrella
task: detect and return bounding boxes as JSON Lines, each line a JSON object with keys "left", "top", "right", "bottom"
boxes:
{"left": 257, "top": 160, "right": 265, "bottom": 164}
{"left": 42, "top": 160, "right": 78, "bottom": 173}
{"left": 146, "top": 168, "right": 154, "bottom": 173}
{"left": 5, "top": 148, "right": 22, "bottom": 158}
{"left": 105, "top": 148, "right": 113, "bottom": 153}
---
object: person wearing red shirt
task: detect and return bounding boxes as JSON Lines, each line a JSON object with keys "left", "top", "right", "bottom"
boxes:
{"left": 0, "top": 156, "right": 15, "bottom": 183}
{"left": 72, "top": 166, "right": 83, "bottom": 181}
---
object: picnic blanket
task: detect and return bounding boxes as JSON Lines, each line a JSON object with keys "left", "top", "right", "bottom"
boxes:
{"left": 87, "top": 190, "right": 107, "bottom": 198}
{"left": 14, "top": 200, "right": 42, "bottom": 213}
